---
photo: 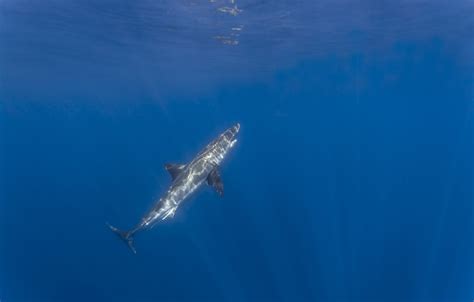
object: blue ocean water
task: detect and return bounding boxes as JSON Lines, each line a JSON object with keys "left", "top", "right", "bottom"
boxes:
{"left": 0, "top": 1, "right": 473, "bottom": 301}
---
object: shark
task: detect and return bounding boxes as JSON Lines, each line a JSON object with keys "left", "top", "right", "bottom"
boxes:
{"left": 108, "top": 123, "right": 240, "bottom": 254}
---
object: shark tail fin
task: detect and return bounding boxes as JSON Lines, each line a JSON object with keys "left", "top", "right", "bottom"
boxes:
{"left": 107, "top": 223, "right": 137, "bottom": 254}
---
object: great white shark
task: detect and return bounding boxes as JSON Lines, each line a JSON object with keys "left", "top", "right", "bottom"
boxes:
{"left": 108, "top": 123, "right": 240, "bottom": 253}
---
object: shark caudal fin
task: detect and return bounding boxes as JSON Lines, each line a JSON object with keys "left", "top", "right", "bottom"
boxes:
{"left": 107, "top": 223, "right": 137, "bottom": 254}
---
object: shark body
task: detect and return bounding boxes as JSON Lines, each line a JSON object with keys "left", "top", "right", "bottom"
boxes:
{"left": 108, "top": 123, "right": 240, "bottom": 253}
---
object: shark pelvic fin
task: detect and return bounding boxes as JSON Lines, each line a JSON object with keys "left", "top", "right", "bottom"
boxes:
{"left": 107, "top": 223, "right": 137, "bottom": 254}
{"left": 161, "top": 206, "right": 177, "bottom": 220}
{"left": 164, "top": 163, "right": 186, "bottom": 180}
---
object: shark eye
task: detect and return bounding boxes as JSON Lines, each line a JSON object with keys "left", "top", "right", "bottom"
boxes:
{"left": 224, "top": 131, "right": 234, "bottom": 140}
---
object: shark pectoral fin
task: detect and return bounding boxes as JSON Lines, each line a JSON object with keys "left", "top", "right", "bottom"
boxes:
{"left": 165, "top": 163, "right": 186, "bottom": 180}
{"left": 207, "top": 168, "right": 224, "bottom": 196}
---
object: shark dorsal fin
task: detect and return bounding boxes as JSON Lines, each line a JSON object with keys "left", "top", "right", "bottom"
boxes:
{"left": 165, "top": 163, "right": 186, "bottom": 180}
{"left": 207, "top": 168, "right": 224, "bottom": 196}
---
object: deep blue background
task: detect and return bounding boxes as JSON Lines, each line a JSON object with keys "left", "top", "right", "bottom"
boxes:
{"left": 1, "top": 1, "right": 473, "bottom": 301}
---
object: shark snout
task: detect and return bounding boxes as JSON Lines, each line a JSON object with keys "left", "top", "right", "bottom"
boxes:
{"left": 223, "top": 123, "right": 240, "bottom": 143}
{"left": 229, "top": 123, "right": 240, "bottom": 137}
{"left": 232, "top": 123, "right": 240, "bottom": 134}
